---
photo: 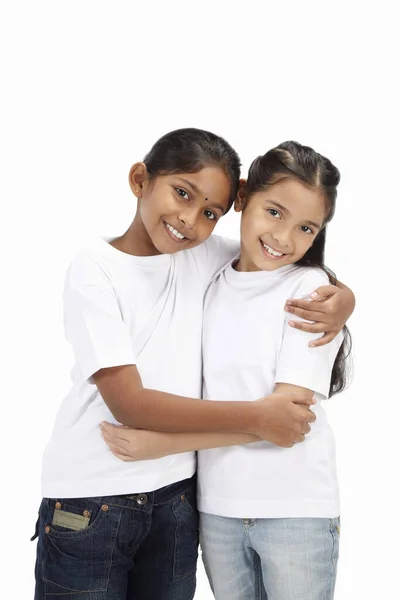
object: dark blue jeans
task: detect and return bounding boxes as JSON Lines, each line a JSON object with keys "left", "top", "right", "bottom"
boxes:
{"left": 33, "top": 476, "right": 198, "bottom": 599}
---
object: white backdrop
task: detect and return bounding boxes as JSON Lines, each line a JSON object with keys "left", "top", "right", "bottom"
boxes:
{"left": 1, "top": 1, "right": 399, "bottom": 598}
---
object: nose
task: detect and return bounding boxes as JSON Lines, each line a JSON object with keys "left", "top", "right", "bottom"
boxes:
{"left": 272, "top": 228, "right": 291, "bottom": 249}
{"left": 178, "top": 208, "right": 197, "bottom": 230}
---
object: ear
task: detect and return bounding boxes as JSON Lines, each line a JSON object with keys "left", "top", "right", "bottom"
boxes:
{"left": 129, "top": 163, "right": 148, "bottom": 198}
{"left": 234, "top": 179, "right": 247, "bottom": 213}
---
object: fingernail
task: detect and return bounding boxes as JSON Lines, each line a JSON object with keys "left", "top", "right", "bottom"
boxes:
{"left": 289, "top": 320, "right": 295, "bottom": 327}
{"left": 310, "top": 292, "right": 319, "bottom": 299}
{"left": 309, "top": 342, "right": 316, "bottom": 347}
{"left": 284, "top": 305, "right": 290, "bottom": 312}
{"left": 286, "top": 300, "right": 293, "bottom": 306}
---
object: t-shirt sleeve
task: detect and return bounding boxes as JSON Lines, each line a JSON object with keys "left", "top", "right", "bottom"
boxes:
{"left": 275, "top": 269, "right": 344, "bottom": 399}
{"left": 191, "top": 235, "right": 240, "bottom": 284}
{"left": 64, "top": 253, "right": 136, "bottom": 382}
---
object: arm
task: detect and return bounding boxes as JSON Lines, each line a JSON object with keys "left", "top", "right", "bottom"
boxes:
{"left": 100, "top": 423, "right": 261, "bottom": 461}
{"left": 274, "top": 382, "right": 313, "bottom": 398}
{"left": 94, "top": 365, "right": 258, "bottom": 433}
{"left": 67, "top": 254, "right": 315, "bottom": 447}
{"left": 285, "top": 279, "right": 355, "bottom": 347}
{"left": 276, "top": 271, "right": 344, "bottom": 401}
{"left": 93, "top": 365, "right": 316, "bottom": 446}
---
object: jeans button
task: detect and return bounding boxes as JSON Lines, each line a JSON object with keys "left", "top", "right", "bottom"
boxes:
{"left": 136, "top": 494, "right": 148, "bottom": 505}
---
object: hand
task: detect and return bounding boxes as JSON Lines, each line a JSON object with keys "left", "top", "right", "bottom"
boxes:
{"left": 100, "top": 422, "right": 171, "bottom": 461}
{"left": 284, "top": 283, "right": 355, "bottom": 347}
{"left": 254, "top": 391, "right": 316, "bottom": 448}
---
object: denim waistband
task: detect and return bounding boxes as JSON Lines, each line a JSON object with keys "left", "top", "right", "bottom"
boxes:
{"left": 44, "top": 475, "right": 196, "bottom": 512}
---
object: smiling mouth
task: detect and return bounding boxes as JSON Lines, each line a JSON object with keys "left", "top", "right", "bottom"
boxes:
{"left": 164, "top": 221, "right": 188, "bottom": 242}
{"left": 260, "top": 239, "right": 287, "bottom": 259}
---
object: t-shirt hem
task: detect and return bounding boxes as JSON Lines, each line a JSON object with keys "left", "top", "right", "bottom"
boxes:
{"left": 42, "top": 463, "right": 196, "bottom": 498}
{"left": 197, "top": 497, "right": 340, "bottom": 519}
{"left": 275, "top": 369, "right": 329, "bottom": 399}
{"left": 82, "top": 355, "right": 136, "bottom": 383}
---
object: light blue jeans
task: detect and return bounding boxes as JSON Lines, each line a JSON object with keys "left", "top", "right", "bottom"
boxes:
{"left": 200, "top": 513, "right": 340, "bottom": 600}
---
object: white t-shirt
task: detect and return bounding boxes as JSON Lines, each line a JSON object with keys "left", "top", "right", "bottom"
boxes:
{"left": 41, "top": 235, "right": 239, "bottom": 498}
{"left": 197, "top": 261, "right": 344, "bottom": 519}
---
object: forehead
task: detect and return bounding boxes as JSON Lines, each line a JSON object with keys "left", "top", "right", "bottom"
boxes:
{"left": 164, "top": 167, "right": 232, "bottom": 203}
{"left": 263, "top": 178, "right": 326, "bottom": 222}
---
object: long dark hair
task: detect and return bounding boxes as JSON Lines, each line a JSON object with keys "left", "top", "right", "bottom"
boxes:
{"left": 246, "top": 141, "right": 352, "bottom": 397}
{"left": 143, "top": 128, "right": 241, "bottom": 211}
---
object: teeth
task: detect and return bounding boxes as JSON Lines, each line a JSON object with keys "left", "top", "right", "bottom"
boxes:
{"left": 166, "top": 223, "right": 185, "bottom": 240}
{"left": 262, "top": 242, "right": 283, "bottom": 257}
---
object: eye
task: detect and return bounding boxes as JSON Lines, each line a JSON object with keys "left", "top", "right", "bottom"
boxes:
{"left": 267, "top": 208, "right": 281, "bottom": 218}
{"left": 175, "top": 188, "right": 189, "bottom": 200}
{"left": 204, "top": 209, "right": 217, "bottom": 221}
{"left": 300, "top": 225, "right": 313, "bottom": 234}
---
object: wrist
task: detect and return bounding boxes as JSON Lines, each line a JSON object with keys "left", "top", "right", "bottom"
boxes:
{"left": 158, "top": 431, "right": 174, "bottom": 457}
{"left": 244, "top": 401, "right": 264, "bottom": 435}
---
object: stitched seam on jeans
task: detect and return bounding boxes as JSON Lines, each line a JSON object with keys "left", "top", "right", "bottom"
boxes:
{"left": 171, "top": 501, "right": 198, "bottom": 582}
{"left": 329, "top": 518, "right": 339, "bottom": 595}
{"left": 102, "top": 505, "right": 123, "bottom": 591}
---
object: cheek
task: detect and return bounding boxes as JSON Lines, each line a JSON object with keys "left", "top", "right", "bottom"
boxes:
{"left": 196, "top": 217, "right": 218, "bottom": 240}
{"left": 140, "top": 192, "right": 176, "bottom": 222}
{"left": 240, "top": 212, "right": 253, "bottom": 234}
{"left": 297, "top": 236, "right": 315, "bottom": 254}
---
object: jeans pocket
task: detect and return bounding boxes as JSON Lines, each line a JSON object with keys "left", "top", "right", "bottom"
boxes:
{"left": 330, "top": 516, "right": 340, "bottom": 536}
{"left": 172, "top": 487, "right": 199, "bottom": 582}
{"left": 42, "top": 497, "right": 121, "bottom": 594}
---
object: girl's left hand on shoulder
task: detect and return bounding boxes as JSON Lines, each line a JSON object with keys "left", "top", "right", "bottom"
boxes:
{"left": 100, "top": 422, "right": 171, "bottom": 461}
{"left": 285, "top": 284, "right": 355, "bottom": 347}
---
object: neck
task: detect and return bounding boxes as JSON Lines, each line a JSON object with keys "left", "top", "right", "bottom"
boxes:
{"left": 111, "top": 210, "right": 161, "bottom": 257}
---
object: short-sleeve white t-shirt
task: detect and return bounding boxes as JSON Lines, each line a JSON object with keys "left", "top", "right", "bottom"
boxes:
{"left": 41, "top": 235, "right": 239, "bottom": 498}
{"left": 197, "top": 260, "right": 344, "bottom": 519}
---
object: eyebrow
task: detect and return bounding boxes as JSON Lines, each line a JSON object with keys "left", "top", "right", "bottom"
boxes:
{"left": 266, "top": 200, "right": 322, "bottom": 230}
{"left": 176, "top": 178, "right": 226, "bottom": 214}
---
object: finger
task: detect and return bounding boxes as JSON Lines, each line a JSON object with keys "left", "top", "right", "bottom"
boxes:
{"left": 282, "top": 441, "right": 296, "bottom": 448}
{"left": 111, "top": 451, "right": 131, "bottom": 462}
{"left": 285, "top": 299, "right": 325, "bottom": 314}
{"left": 101, "top": 429, "right": 126, "bottom": 448}
{"left": 101, "top": 431, "right": 129, "bottom": 452}
{"left": 101, "top": 421, "right": 125, "bottom": 431}
{"left": 101, "top": 422, "right": 123, "bottom": 435}
{"left": 291, "top": 395, "right": 316, "bottom": 406}
{"left": 310, "top": 285, "right": 338, "bottom": 301}
{"left": 306, "top": 410, "right": 317, "bottom": 424}
{"left": 107, "top": 442, "right": 131, "bottom": 457}
{"left": 309, "top": 331, "right": 336, "bottom": 348}
{"left": 291, "top": 433, "right": 306, "bottom": 444}
{"left": 286, "top": 307, "right": 328, "bottom": 322}
{"left": 288, "top": 319, "right": 327, "bottom": 333}
{"left": 101, "top": 423, "right": 130, "bottom": 443}
{"left": 298, "top": 409, "right": 316, "bottom": 424}
{"left": 301, "top": 422, "right": 312, "bottom": 435}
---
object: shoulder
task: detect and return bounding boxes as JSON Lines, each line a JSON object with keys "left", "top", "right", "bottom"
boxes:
{"left": 182, "top": 235, "right": 240, "bottom": 276}
{"left": 288, "top": 266, "right": 330, "bottom": 298}
{"left": 204, "top": 234, "right": 240, "bottom": 255}
{"left": 187, "top": 234, "right": 239, "bottom": 260}
{"left": 66, "top": 239, "right": 115, "bottom": 289}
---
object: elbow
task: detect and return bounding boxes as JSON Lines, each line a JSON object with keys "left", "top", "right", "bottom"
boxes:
{"left": 104, "top": 389, "right": 145, "bottom": 428}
